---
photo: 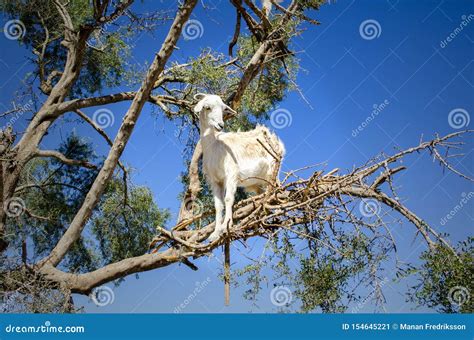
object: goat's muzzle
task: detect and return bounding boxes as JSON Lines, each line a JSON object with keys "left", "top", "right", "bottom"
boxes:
{"left": 214, "top": 122, "right": 224, "bottom": 131}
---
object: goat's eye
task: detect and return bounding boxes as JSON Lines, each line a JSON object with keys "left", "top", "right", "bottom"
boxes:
{"left": 204, "top": 105, "right": 210, "bottom": 110}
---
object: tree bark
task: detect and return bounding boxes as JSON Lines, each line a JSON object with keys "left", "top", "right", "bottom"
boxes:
{"left": 0, "top": 21, "right": 93, "bottom": 252}
{"left": 39, "top": 0, "right": 199, "bottom": 267}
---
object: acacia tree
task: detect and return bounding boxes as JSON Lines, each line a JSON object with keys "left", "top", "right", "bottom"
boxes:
{"left": 0, "top": 0, "right": 472, "bottom": 313}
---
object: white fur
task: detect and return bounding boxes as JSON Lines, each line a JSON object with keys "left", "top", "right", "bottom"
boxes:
{"left": 193, "top": 93, "right": 285, "bottom": 242}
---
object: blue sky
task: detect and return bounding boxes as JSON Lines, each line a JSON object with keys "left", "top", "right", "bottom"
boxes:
{"left": 1, "top": 0, "right": 473, "bottom": 313}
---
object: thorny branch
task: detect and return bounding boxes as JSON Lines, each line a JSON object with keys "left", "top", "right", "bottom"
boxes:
{"left": 17, "top": 130, "right": 469, "bottom": 295}
{"left": 156, "top": 131, "right": 472, "bottom": 253}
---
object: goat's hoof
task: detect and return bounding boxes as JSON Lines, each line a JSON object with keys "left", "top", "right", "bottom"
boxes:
{"left": 223, "top": 218, "right": 233, "bottom": 230}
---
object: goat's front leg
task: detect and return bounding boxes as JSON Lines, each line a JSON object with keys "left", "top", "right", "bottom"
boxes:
{"left": 208, "top": 182, "right": 224, "bottom": 242}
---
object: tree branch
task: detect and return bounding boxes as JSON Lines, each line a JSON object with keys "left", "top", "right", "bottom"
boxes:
{"left": 38, "top": 0, "right": 199, "bottom": 267}
{"left": 34, "top": 131, "right": 472, "bottom": 294}
{"left": 73, "top": 109, "right": 128, "bottom": 175}
{"left": 34, "top": 150, "right": 97, "bottom": 170}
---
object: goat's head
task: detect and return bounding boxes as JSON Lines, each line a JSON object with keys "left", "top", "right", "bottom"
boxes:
{"left": 193, "top": 93, "right": 236, "bottom": 132}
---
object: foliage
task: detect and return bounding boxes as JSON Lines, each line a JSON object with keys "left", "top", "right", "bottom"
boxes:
{"left": 234, "top": 223, "right": 392, "bottom": 313}
{"left": 408, "top": 238, "right": 473, "bottom": 313}
{"left": 91, "top": 182, "right": 169, "bottom": 265}
{"left": 297, "top": 0, "right": 327, "bottom": 10}
{"left": 238, "top": 35, "right": 298, "bottom": 117}
{"left": 0, "top": 263, "right": 77, "bottom": 313}
{"left": 12, "top": 134, "right": 99, "bottom": 272}
{"left": 7, "top": 135, "right": 169, "bottom": 275}
{"left": 0, "top": 0, "right": 131, "bottom": 96}
{"left": 168, "top": 31, "right": 298, "bottom": 123}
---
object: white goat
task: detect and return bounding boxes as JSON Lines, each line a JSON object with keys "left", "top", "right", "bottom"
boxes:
{"left": 194, "top": 93, "right": 285, "bottom": 242}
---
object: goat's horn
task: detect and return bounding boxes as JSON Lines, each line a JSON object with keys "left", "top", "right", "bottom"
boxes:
{"left": 224, "top": 105, "right": 238, "bottom": 116}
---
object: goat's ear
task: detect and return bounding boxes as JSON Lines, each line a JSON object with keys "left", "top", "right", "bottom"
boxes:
{"left": 193, "top": 93, "right": 207, "bottom": 101}
{"left": 194, "top": 101, "right": 204, "bottom": 114}
{"left": 193, "top": 93, "right": 207, "bottom": 114}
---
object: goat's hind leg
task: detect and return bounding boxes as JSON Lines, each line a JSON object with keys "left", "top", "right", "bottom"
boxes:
{"left": 222, "top": 177, "right": 237, "bottom": 233}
